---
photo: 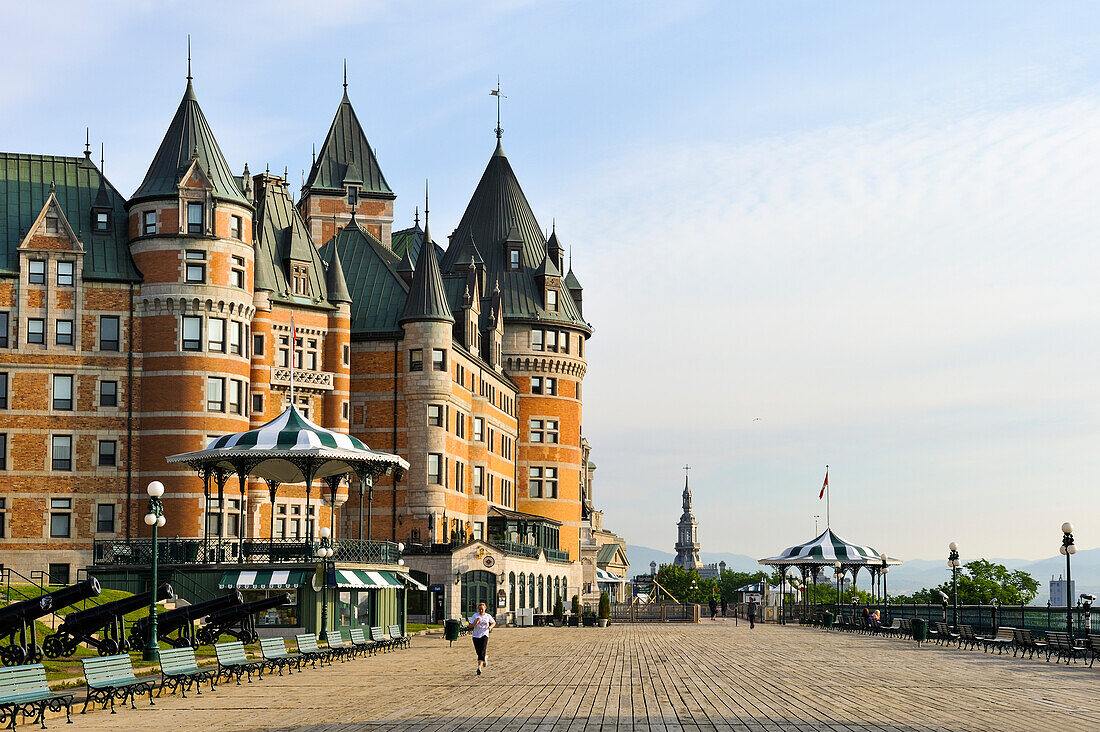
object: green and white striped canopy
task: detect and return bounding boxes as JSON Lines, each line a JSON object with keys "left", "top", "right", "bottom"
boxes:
{"left": 218, "top": 569, "right": 308, "bottom": 589}
{"left": 759, "top": 529, "right": 900, "bottom": 567}
{"left": 167, "top": 406, "right": 409, "bottom": 483}
{"left": 335, "top": 569, "right": 406, "bottom": 589}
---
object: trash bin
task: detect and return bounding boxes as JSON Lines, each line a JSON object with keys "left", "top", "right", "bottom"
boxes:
{"left": 911, "top": 617, "right": 928, "bottom": 645}
{"left": 444, "top": 618, "right": 461, "bottom": 646}
{"left": 822, "top": 611, "right": 834, "bottom": 630}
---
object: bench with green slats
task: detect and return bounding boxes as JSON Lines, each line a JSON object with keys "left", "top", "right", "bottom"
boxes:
{"left": 348, "top": 627, "right": 380, "bottom": 656}
{"left": 214, "top": 641, "right": 264, "bottom": 684}
{"left": 81, "top": 654, "right": 155, "bottom": 714}
{"left": 0, "top": 663, "right": 73, "bottom": 730}
{"left": 388, "top": 624, "right": 411, "bottom": 649}
{"left": 369, "top": 626, "right": 395, "bottom": 652}
{"left": 157, "top": 646, "right": 217, "bottom": 698}
{"left": 323, "top": 630, "right": 355, "bottom": 661}
{"left": 295, "top": 634, "right": 334, "bottom": 667}
{"left": 259, "top": 637, "right": 302, "bottom": 675}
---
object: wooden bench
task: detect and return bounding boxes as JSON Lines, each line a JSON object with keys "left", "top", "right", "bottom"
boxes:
{"left": 957, "top": 624, "right": 981, "bottom": 650}
{"left": 369, "top": 626, "right": 395, "bottom": 652}
{"left": 981, "top": 627, "right": 1015, "bottom": 654}
{"left": 1045, "top": 631, "right": 1088, "bottom": 665}
{"left": 388, "top": 625, "right": 411, "bottom": 649}
{"left": 259, "top": 637, "right": 303, "bottom": 675}
{"left": 157, "top": 646, "right": 217, "bottom": 698}
{"left": 295, "top": 634, "right": 334, "bottom": 667}
{"left": 81, "top": 654, "right": 155, "bottom": 714}
{"left": 877, "top": 619, "right": 902, "bottom": 637}
{"left": 1012, "top": 628, "right": 1047, "bottom": 659}
{"left": 348, "top": 628, "right": 380, "bottom": 656}
{"left": 324, "top": 630, "right": 355, "bottom": 661}
{"left": 0, "top": 663, "right": 73, "bottom": 730}
{"left": 932, "top": 622, "right": 959, "bottom": 646}
{"left": 214, "top": 641, "right": 265, "bottom": 684}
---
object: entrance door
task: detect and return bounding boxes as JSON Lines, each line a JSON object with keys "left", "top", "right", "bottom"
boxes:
{"left": 461, "top": 570, "right": 495, "bottom": 614}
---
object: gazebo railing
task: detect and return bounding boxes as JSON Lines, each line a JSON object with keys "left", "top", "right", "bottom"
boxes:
{"left": 92, "top": 537, "right": 402, "bottom": 566}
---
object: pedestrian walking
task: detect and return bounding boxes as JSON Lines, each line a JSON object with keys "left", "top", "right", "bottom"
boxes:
{"left": 468, "top": 601, "right": 496, "bottom": 676}
{"left": 720, "top": 596, "right": 728, "bottom": 617}
{"left": 709, "top": 597, "right": 718, "bottom": 620}
{"left": 747, "top": 597, "right": 757, "bottom": 629}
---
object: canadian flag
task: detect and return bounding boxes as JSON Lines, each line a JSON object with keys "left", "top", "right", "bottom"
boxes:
{"left": 819, "top": 467, "right": 829, "bottom": 499}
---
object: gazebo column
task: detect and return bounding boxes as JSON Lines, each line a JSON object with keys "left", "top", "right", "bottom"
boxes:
{"left": 235, "top": 467, "right": 249, "bottom": 564}
{"left": 201, "top": 468, "right": 212, "bottom": 561}
{"left": 302, "top": 459, "right": 317, "bottom": 545}
{"left": 213, "top": 469, "right": 230, "bottom": 557}
{"left": 267, "top": 480, "right": 280, "bottom": 563}
{"left": 324, "top": 475, "right": 342, "bottom": 542}
{"left": 352, "top": 467, "right": 375, "bottom": 545}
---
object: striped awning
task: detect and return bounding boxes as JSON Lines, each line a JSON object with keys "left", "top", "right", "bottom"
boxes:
{"left": 218, "top": 569, "right": 307, "bottom": 589}
{"left": 759, "top": 529, "right": 901, "bottom": 567}
{"left": 166, "top": 406, "right": 409, "bottom": 483}
{"left": 398, "top": 573, "right": 428, "bottom": 591}
{"left": 334, "top": 569, "right": 406, "bottom": 589}
{"left": 596, "top": 567, "right": 627, "bottom": 584}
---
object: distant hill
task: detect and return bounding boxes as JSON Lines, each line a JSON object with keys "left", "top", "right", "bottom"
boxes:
{"left": 626, "top": 544, "right": 1100, "bottom": 603}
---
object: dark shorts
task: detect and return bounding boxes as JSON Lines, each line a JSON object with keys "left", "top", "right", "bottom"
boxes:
{"left": 473, "top": 635, "right": 488, "bottom": 661}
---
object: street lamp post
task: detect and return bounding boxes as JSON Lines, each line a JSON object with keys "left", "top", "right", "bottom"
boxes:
{"left": 1061, "top": 522, "right": 1076, "bottom": 637}
{"left": 834, "top": 561, "right": 842, "bottom": 619}
{"left": 880, "top": 553, "right": 889, "bottom": 610}
{"left": 947, "top": 542, "right": 960, "bottom": 629}
{"left": 316, "top": 527, "right": 333, "bottom": 641}
{"left": 142, "top": 481, "right": 166, "bottom": 662}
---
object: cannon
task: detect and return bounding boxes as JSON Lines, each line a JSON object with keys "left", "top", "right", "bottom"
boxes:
{"left": 0, "top": 578, "right": 101, "bottom": 666}
{"left": 42, "top": 583, "right": 174, "bottom": 658}
{"left": 128, "top": 591, "right": 243, "bottom": 649}
{"left": 195, "top": 593, "right": 291, "bottom": 645}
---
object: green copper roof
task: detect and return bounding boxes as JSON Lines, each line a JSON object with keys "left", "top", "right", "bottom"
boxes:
{"left": 564, "top": 266, "right": 583, "bottom": 291}
{"left": 0, "top": 152, "right": 138, "bottom": 281}
{"left": 253, "top": 178, "right": 331, "bottom": 306}
{"left": 400, "top": 220, "right": 454, "bottom": 325}
{"left": 392, "top": 223, "right": 443, "bottom": 264}
{"left": 320, "top": 219, "right": 408, "bottom": 335}
{"left": 305, "top": 92, "right": 392, "bottom": 197}
{"left": 442, "top": 142, "right": 586, "bottom": 331}
{"left": 325, "top": 240, "right": 352, "bottom": 304}
{"left": 534, "top": 251, "right": 561, "bottom": 278}
{"left": 130, "top": 81, "right": 250, "bottom": 207}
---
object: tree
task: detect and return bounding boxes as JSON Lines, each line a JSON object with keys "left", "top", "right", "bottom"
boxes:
{"left": 716, "top": 569, "right": 771, "bottom": 601}
{"left": 894, "top": 560, "right": 1039, "bottom": 605}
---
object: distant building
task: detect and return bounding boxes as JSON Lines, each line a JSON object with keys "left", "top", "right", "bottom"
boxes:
{"left": 673, "top": 470, "right": 702, "bottom": 569}
{"left": 1050, "top": 575, "right": 1076, "bottom": 607}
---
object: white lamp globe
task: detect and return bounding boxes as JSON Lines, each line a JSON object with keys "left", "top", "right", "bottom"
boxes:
{"left": 143, "top": 513, "right": 157, "bottom": 526}
{"left": 147, "top": 481, "right": 165, "bottom": 498}
{"left": 397, "top": 543, "right": 405, "bottom": 552}
{"left": 948, "top": 542, "right": 958, "bottom": 552}
{"left": 156, "top": 515, "right": 166, "bottom": 527}
{"left": 398, "top": 559, "right": 405, "bottom": 566}
{"left": 1068, "top": 545, "right": 1077, "bottom": 555}
{"left": 320, "top": 527, "right": 331, "bottom": 539}
{"left": 1060, "top": 546, "right": 1068, "bottom": 556}
{"left": 1062, "top": 522, "right": 1074, "bottom": 535}
{"left": 879, "top": 552, "right": 887, "bottom": 561}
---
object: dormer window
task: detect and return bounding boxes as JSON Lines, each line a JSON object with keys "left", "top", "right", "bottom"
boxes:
{"left": 347, "top": 186, "right": 359, "bottom": 206}
{"left": 45, "top": 214, "right": 60, "bottom": 235}
{"left": 546, "top": 288, "right": 558, "bottom": 312}
{"left": 291, "top": 263, "right": 310, "bottom": 296}
{"left": 508, "top": 248, "right": 521, "bottom": 271}
{"left": 187, "top": 202, "right": 204, "bottom": 234}
{"left": 93, "top": 210, "right": 110, "bottom": 232}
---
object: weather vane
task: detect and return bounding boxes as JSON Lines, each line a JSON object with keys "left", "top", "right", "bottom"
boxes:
{"left": 490, "top": 77, "right": 506, "bottom": 139}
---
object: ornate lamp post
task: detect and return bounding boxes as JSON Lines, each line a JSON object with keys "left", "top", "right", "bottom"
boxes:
{"left": 834, "top": 561, "right": 842, "bottom": 619}
{"left": 947, "top": 541, "right": 960, "bottom": 629}
{"left": 316, "top": 527, "right": 334, "bottom": 641}
{"left": 1061, "top": 522, "right": 1076, "bottom": 637}
{"left": 142, "top": 481, "right": 166, "bottom": 662}
{"left": 880, "top": 553, "right": 889, "bottom": 607}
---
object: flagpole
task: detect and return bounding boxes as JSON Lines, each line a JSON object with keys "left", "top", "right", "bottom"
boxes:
{"left": 826, "top": 465, "right": 830, "bottom": 530}
{"left": 289, "top": 315, "right": 296, "bottom": 407}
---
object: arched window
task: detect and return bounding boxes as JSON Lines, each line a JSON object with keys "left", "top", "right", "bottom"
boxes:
{"left": 538, "top": 576, "right": 544, "bottom": 611}
{"left": 518, "top": 573, "right": 526, "bottom": 609}
{"left": 529, "top": 573, "right": 535, "bottom": 608}
{"left": 554, "top": 576, "right": 561, "bottom": 606}
{"left": 509, "top": 572, "right": 516, "bottom": 612}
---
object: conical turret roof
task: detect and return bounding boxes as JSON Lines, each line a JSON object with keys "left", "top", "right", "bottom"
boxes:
{"left": 305, "top": 91, "right": 391, "bottom": 197}
{"left": 130, "top": 80, "right": 250, "bottom": 207}
{"left": 326, "top": 240, "right": 352, "bottom": 303}
{"left": 400, "top": 220, "right": 454, "bottom": 325}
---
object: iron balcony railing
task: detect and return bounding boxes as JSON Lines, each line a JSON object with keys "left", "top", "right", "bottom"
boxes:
{"left": 92, "top": 537, "right": 401, "bottom": 566}
{"left": 402, "top": 539, "right": 571, "bottom": 563}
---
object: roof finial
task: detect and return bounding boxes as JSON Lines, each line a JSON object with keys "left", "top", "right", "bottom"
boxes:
{"left": 343, "top": 59, "right": 347, "bottom": 93}
{"left": 414, "top": 206, "right": 419, "bottom": 227}
{"left": 490, "top": 76, "right": 506, "bottom": 140}
{"left": 283, "top": 165, "right": 288, "bottom": 182}
{"left": 424, "top": 179, "right": 429, "bottom": 230}
{"left": 84, "top": 128, "right": 91, "bottom": 158}
{"left": 312, "top": 144, "right": 316, "bottom": 167}
{"left": 187, "top": 35, "right": 192, "bottom": 82}
{"left": 552, "top": 217, "right": 555, "bottom": 233}
{"left": 100, "top": 143, "right": 104, "bottom": 173}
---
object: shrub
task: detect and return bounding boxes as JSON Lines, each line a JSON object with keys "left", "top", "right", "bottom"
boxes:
{"left": 598, "top": 592, "right": 611, "bottom": 619}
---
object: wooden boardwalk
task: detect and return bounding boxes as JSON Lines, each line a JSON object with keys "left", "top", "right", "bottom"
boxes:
{"left": 66, "top": 620, "right": 1100, "bottom": 731}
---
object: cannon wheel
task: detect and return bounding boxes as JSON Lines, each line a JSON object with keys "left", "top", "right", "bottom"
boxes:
{"left": 245, "top": 630, "right": 259, "bottom": 644}
{"left": 24, "top": 644, "right": 43, "bottom": 665}
{"left": 42, "top": 634, "right": 69, "bottom": 659}
{"left": 98, "top": 639, "right": 119, "bottom": 656}
{"left": 63, "top": 638, "right": 80, "bottom": 656}
{"left": 195, "top": 627, "right": 215, "bottom": 646}
{"left": 0, "top": 644, "right": 25, "bottom": 666}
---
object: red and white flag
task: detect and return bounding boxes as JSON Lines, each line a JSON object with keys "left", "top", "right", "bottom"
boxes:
{"left": 818, "top": 467, "right": 829, "bottom": 499}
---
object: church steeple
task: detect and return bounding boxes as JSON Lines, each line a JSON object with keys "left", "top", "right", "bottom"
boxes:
{"left": 673, "top": 466, "right": 702, "bottom": 570}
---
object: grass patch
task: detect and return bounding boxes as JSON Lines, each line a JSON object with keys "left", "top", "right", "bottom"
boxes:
{"left": 407, "top": 623, "right": 442, "bottom": 633}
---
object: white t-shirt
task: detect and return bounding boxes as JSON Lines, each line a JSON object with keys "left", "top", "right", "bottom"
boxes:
{"left": 469, "top": 611, "right": 495, "bottom": 638}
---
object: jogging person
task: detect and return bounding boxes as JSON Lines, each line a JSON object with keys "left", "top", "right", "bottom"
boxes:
{"left": 468, "top": 601, "right": 496, "bottom": 676}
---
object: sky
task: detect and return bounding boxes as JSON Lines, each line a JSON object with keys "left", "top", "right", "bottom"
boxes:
{"left": 5, "top": 1, "right": 1100, "bottom": 562}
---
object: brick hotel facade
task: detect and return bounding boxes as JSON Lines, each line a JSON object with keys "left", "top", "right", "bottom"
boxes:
{"left": 0, "top": 71, "right": 626, "bottom": 615}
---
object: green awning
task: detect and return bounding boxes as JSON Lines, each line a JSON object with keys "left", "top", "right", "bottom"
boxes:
{"left": 397, "top": 572, "right": 428, "bottom": 591}
{"left": 335, "top": 569, "right": 406, "bottom": 589}
{"left": 218, "top": 569, "right": 307, "bottom": 590}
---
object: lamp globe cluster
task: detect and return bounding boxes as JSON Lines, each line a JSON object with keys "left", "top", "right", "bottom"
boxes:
{"left": 144, "top": 481, "right": 166, "bottom": 527}
{"left": 316, "top": 526, "right": 334, "bottom": 558}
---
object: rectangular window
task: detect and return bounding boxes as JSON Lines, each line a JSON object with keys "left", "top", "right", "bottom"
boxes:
{"left": 546, "top": 377, "right": 558, "bottom": 396}
{"left": 509, "top": 248, "right": 521, "bottom": 270}
{"left": 182, "top": 316, "right": 202, "bottom": 351}
{"left": 546, "top": 420, "right": 559, "bottom": 444}
{"left": 0, "top": 373, "right": 6, "bottom": 409}
{"left": 28, "top": 259, "right": 46, "bottom": 285}
{"left": 0, "top": 312, "right": 8, "bottom": 348}
{"left": 529, "top": 467, "right": 542, "bottom": 498}
{"left": 307, "top": 340, "right": 318, "bottom": 370}
{"left": 95, "top": 211, "right": 109, "bottom": 232}
{"left": 0, "top": 498, "right": 6, "bottom": 535}
{"left": 185, "top": 250, "right": 206, "bottom": 282}
{"left": 561, "top": 332, "right": 569, "bottom": 354}
{"left": 252, "top": 393, "right": 264, "bottom": 414}
{"left": 427, "top": 404, "right": 443, "bottom": 427}
{"left": 207, "top": 377, "right": 225, "bottom": 412}
{"left": 342, "top": 401, "right": 349, "bottom": 420}
{"left": 531, "top": 377, "right": 542, "bottom": 395}
{"left": 293, "top": 338, "right": 303, "bottom": 369}
{"left": 57, "top": 261, "right": 74, "bottom": 286}
{"left": 230, "top": 215, "right": 242, "bottom": 240}
{"left": 576, "top": 382, "right": 582, "bottom": 401}
{"left": 27, "top": 318, "right": 45, "bottom": 345}
{"left": 455, "top": 461, "right": 465, "bottom": 493}
{"left": 48, "top": 564, "right": 70, "bottom": 586}
{"left": 342, "top": 344, "right": 350, "bottom": 366}
{"left": 187, "top": 203, "right": 204, "bottom": 234}
{"left": 253, "top": 334, "right": 265, "bottom": 356}
{"left": 409, "top": 348, "right": 423, "bottom": 372}
{"left": 427, "top": 453, "right": 442, "bottom": 484}
{"left": 52, "top": 436, "right": 72, "bottom": 471}
{"left": 455, "top": 411, "right": 465, "bottom": 439}
{"left": 530, "top": 419, "right": 544, "bottom": 443}
{"left": 545, "top": 467, "right": 558, "bottom": 498}
{"left": 432, "top": 349, "right": 446, "bottom": 371}
{"left": 473, "top": 417, "right": 484, "bottom": 442}
{"left": 580, "top": 337, "right": 584, "bottom": 357}
{"left": 278, "top": 336, "right": 289, "bottom": 367}
{"left": 489, "top": 476, "right": 495, "bottom": 503}
{"left": 546, "top": 330, "right": 557, "bottom": 352}
{"left": 208, "top": 317, "right": 225, "bottom": 352}
{"left": 232, "top": 255, "right": 245, "bottom": 288}
{"left": 229, "top": 380, "right": 243, "bottom": 415}
{"left": 53, "top": 374, "right": 73, "bottom": 410}
{"left": 143, "top": 211, "right": 156, "bottom": 235}
{"left": 474, "top": 466, "right": 484, "bottom": 495}
{"left": 99, "top": 316, "right": 120, "bottom": 351}
{"left": 347, "top": 186, "right": 358, "bottom": 206}
{"left": 532, "top": 329, "right": 543, "bottom": 351}
{"left": 99, "top": 380, "right": 117, "bottom": 408}
{"left": 96, "top": 504, "right": 115, "bottom": 533}
{"left": 45, "top": 215, "right": 60, "bottom": 234}
{"left": 0, "top": 435, "right": 6, "bottom": 470}
{"left": 98, "top": 440, "right": 117, "bottom": 467}
{"left": 229, "top": 321, "right": 243, "bottom": 356}
{"left": 55, "top": 319, "right": 73, "bottom": 346}
{"left": 473, "top": 522, "right": 484, "bottom": 541}
{"left": 546, "top": 289, "right": 558, "bottom": 312}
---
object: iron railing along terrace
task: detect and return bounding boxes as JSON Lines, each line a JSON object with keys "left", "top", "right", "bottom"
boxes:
{"left": 92, "top": 537, "right": 401, "bottom": 566}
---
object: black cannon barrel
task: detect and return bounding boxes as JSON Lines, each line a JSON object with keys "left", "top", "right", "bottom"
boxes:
{"left": 58, "top": 584, "right": 174, "bottom": 634}
{"left": 204, "top": 593, "right": 291, "bottom": 624}
{"left": 0, "top": 578, "right": 100, "bottom": 635}
{"left": 131, "top": 591, "right": 243, "bottom": 637}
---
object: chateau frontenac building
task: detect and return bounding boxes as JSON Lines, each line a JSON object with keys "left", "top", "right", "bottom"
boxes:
{"left": 0, "top": 69, "right": 625, "bottom": 617}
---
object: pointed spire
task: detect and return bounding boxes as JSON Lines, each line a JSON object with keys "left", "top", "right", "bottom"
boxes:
{"left": 187, "top": 34, "right": 192, "bottom": 82}
{"left": 84, "top": 129, "right": 91, "bottom": 159}
{"left": 325, "top": 240, "right": 352, "bottom": 304}
{"left": 343, "top": 59, "right": 348, "bottom": 95}
{"left": 305, "top": 80, "right": 391, "bottom": 195}
{"left": 413, "top": 206, "right": 419, "bottom": 228}
{"left": 100, "top": 142, "right": 105, "bottom": 173}
{"left": 399, "top": 185, "right": 453, "bottom": 325}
